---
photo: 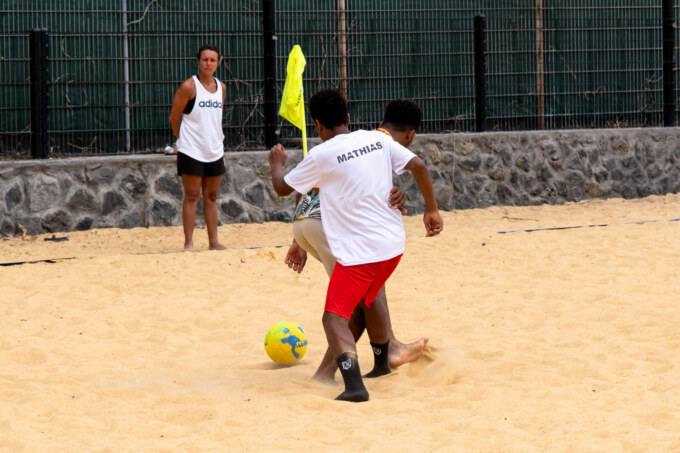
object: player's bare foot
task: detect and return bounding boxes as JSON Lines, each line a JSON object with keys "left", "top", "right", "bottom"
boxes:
{"left": 209, "top": 242, "right": 227, "bottom": 251}
{"left": 183, "top": 243, "right": 197, "bottom": 252}
{"left": 389, "top": 337, "right": 429, "bottom": 368}
{"left": 311, "top": 370, "right": 338, "bottom": 386}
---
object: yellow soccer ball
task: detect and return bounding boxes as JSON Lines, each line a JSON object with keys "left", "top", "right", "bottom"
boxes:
{"left": 264, "top": 321, "right": 308, "bottom": 365}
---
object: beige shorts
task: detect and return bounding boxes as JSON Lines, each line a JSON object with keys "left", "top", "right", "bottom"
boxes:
{"left": 292, "top": 217, "right": 336, "bottom": 277}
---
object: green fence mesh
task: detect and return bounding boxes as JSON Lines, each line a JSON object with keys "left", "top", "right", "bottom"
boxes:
{"left": 0, "top": 1, "right": 678, "bottom": 158}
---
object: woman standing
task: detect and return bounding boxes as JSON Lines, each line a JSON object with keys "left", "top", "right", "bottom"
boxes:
{"left": 169, "top": 45, "right": 227, "bottom": 252}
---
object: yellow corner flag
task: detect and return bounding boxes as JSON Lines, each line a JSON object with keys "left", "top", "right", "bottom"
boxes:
{"left": 279, "top": 45, "right": 307, "bottom": 155}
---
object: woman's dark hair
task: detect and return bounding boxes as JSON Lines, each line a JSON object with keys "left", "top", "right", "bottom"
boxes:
{"left": 308, "top": 89, "right": 349, "bottom": 129}
{"left": 197, "top": 44, "right": 220, "bottom": 60}
{"left": 382, "top": 100, "right": 422, "bottom": 132}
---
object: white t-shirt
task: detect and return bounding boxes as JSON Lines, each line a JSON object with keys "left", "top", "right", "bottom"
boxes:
{"left": 176, "top": 75, "right": 225, "bottom": 162}
{"left": 284, "top": 129, "right": 416, "bottom": 266}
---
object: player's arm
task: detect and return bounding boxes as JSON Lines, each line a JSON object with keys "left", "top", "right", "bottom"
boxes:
{"left": 404, "top": 156, "right": 443, "bottom": 237}
{"left": 169, "top": 78, "right": 195, "bottom": 139}
{"left": 269, "top": 144, "right": 295, "bottom": 196}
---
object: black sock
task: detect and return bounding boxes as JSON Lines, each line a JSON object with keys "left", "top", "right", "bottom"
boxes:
{"left": 334, "top": 352, "right": 369, "bottom": 402}
{"left": 364, "top": 341, "right": 391, "bottom": 378}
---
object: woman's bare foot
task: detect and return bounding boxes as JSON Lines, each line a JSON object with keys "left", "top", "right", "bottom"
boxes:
{"left": 209, "top": 242, "right": 227, "bottom": 251}
{"left": 389, "top": 337, "right": 429, "bottom": 368}
{"left": 183, "top": 243, "right": 197, "bottom": 252}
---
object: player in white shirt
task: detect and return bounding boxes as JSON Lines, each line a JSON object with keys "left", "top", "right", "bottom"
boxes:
{"left": 283, "top": 100, "right": 430, "bottom": 385}
{"left": 269, "top": 89, "right": 443, "bottom": 402}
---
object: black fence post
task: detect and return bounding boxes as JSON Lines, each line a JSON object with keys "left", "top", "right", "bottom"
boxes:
{"left": 663, "top": 0, "right": 676, "bottom": 127}
{"left": 30, "top": 28, "right": 49, "bottom": 159}
{"left": 263, "top": 0, "right": 277, "bottom": 147}
{"left": 474, "top": 15, "right": 487, "bottom": 132}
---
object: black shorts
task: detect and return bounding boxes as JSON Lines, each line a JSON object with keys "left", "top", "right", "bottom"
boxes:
{"left": 177, "top": 152, "right": 226, "bottom": 177}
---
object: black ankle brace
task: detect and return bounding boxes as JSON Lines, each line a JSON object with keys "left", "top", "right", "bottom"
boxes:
{"left": 364, "top": 341, "right": 391, "bottom": 378}
{"left": 334, "top": 352, "right": 369, "bottom": 402}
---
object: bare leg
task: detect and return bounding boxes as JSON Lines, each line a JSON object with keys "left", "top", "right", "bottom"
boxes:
{"left": 312, "top": 286, "right": 428, "bottom": 383}
{"left": 322, "top": 312, "right": 356, "bottom": 358}
{"left": 363, "top": 287, "right": 389, "bottom": 345}
{"left": 362, "top": 287, "right": 392, "bottom": 377}
{"left": 202, "top": 175, "right": 226, "bottom": 250}
{"left": 322, "top": 311, "right": 368, "bottom": 402}
{"left": 181, "top": 174, "right": 202, "bottom": 252}
{"left": 313, "top": 305, "right": 365, "bottom": 384}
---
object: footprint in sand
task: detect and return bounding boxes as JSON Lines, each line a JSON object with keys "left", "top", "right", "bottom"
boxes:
{"left": 7, "top": 347, "right": 48, "bottom": 366}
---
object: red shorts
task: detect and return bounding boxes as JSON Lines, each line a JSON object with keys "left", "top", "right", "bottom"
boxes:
{"left": 325, "top": 254, "right": 402, "bottom": 319}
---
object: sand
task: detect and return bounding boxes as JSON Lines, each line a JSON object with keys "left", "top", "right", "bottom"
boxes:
{"left": 1, "top": 194, "right": 679, "bottom": 452}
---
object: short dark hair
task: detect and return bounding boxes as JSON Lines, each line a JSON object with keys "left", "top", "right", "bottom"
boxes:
{"left": 382, "top": 99, "right": 422, "bottom": 132}
{"left": 197, "top": 44, "right": 220, "bottom": 60}
{"left": 308, "top": 89, "right": 348, "bottom": 129}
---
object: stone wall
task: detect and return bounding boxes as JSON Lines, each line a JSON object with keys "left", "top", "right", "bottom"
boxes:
{"left": 1, "top": 128, "right": 679, "bottom": 237}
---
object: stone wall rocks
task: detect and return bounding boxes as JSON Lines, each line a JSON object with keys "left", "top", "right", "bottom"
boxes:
{"left": 1, "top": 128, "right": 678, "bottom": 237}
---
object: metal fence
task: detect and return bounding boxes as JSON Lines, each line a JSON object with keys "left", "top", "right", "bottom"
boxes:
{"left": 0, "top": 1, "right": 678, "bottom": 159}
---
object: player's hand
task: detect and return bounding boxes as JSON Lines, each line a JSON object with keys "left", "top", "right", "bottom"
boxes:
{"left": 423, "top": 210, "right": 443, "bottom": 237}
{"left": 285, "top": 240, "right": 307, "bottom": 273}
{"left": 268, "top": 143, "right": 288, "bottom": 169}
{"left": 388, "top": 186, "right": 407, "bottom": 214}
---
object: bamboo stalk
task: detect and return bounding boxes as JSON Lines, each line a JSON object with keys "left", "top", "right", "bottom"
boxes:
{"left": 337, "top": 0, "right": 348, "bottom": 97}
{"left": 535, "top": 0, "right": 545, "bottom": 130}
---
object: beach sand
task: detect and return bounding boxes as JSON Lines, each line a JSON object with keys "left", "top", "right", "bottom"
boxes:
{"left": 1, "top": 194, "right": 679, "bottom": 452}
